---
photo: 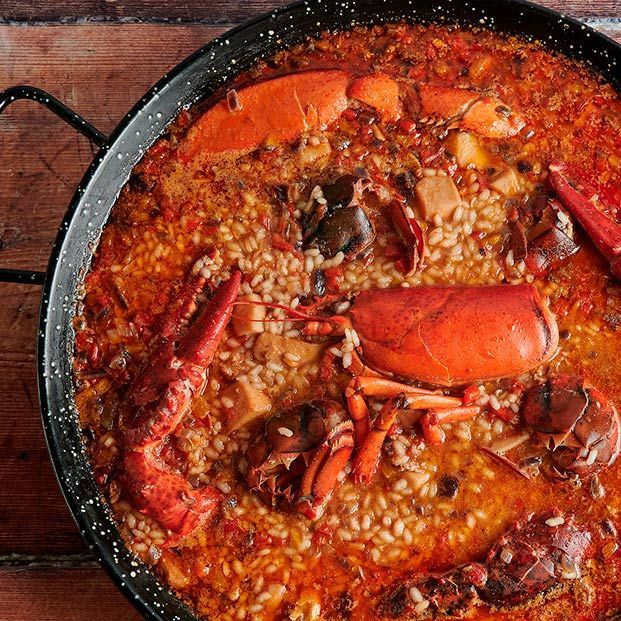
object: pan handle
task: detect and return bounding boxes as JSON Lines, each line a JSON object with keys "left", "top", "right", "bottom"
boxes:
{"left": 0, "top": 85, "right": 109, "bottom": 286}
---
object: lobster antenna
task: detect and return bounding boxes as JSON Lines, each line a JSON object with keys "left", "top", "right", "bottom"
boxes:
{"left": 232, "top": 299, "right": 335, "bottom": 323}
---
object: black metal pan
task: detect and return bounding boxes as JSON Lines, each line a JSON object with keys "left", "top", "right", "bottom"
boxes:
{"left": 1, "top": 1, "right": 620, "bottom": 619}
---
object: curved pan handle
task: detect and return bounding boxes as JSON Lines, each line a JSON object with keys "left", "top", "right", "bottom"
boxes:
{"left": 0, "top": 85, "right": 109, "bottom": 285}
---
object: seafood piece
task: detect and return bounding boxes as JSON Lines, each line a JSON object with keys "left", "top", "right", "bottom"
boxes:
{"left": 303, "top": 176, "right": 424, "bottom": 273}
{"left": 304, "top": 174, "right": 375, "bottom": 260}
{"left": 343, "top": 284, "right": 558, "bottom": 386}
{"left": 377, "top": 564, "right": 488, "bottom": 619}
{"left": 119, "top": 270, "right": 242, "bottom": 538}
{"left": 242, "top": 401, "right": 354, "bottom": 519}
{"left": 344, "top": 378, "right": 471, "bottom": 482}
{"left": 179, "top": 70, "right": 350, "bottom": 161}
{"left": 481, "top": 513, "right": 591, "bottom": 606}
{"left": 418, "top": 84, "right": 525, "bottom": 138}
{"left": 523, "top": 374, "right": 620, "bottom": 475}
{"left": 377, "top": 513, "right": 590, "bottom": 616}
{"left": 386, "top": 198, "right": 426, "bottom": 275}
{"left": 550, "top": 162, "right": 621, "bottom": 278}
{"left": 414, "top": 175, "right": 462, "bottom": 221}
{"left": 179, "top": 70, "right": 402, "bottom": 162}
{"left": 348, "top": 72, "right": 402, "bottom": 122}
{"left": 121, "top": 451, "right": 221, "bottom": 539}
{"left": 522, "top": 199, "right": 580, "bottom": 276}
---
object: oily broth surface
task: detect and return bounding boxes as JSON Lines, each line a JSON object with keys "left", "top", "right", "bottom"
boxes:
{"left": 74, "top": 23, "right": 621, "bottom": 621}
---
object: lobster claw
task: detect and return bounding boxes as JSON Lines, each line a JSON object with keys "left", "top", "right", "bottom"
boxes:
{"left": 119, "top": 271, "right": 242, "bottom": 541}
{"left": 122, "top": 451, "right": 222, "bottom": 543}
{"left": 549, "top": 163, "right": 621, "bottom": 278}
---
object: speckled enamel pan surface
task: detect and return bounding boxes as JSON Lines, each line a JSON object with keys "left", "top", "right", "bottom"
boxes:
{"left": 36, "top": 1, "right": 621, "bottom": 619}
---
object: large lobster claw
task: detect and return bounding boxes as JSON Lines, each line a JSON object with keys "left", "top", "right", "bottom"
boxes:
{"left": 549, "top": 163, "right": 621, "bottom": 278}
{"left": 120, "top": 270, "right": 242, "bottom": 541}
{"left": 122, "top": 451, "right": 222, "bottom": 541}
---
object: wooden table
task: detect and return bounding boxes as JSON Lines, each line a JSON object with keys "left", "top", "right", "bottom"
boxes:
{"left": 0, "top": 1, "right": 619, "bottom": 618}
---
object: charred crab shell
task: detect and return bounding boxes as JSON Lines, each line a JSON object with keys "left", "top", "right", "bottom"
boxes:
{"left": 523, "top": 375, "right": 621, "bottom": 474}
{"left": 481, "top": 514, "right": 591, "bottom": 607}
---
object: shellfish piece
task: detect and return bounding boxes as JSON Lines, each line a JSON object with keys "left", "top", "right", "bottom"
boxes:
{"left": 178, "top": 70, "right": 350, "bottom": 161}
{"left": 122, "top": 450, "right": 222, "bottom": 538}
{"left": 303, "top": 175, "right": 375, "bottom": 260}
{"left": 349, "top": 284, "right": 559, "bottom": 386}
{"left": 348, "top": 72, "right": 402, "bottom": 122}
{"left": 550, "top": 162, "right": 621, "bottom": 279}
{"left": 523, "top": 375, "right": 621, "bottom": 474}
{"left": 418, "top": 84, "right": 525, "bottom": 138}
{"left": 481, "top": 513, "right": 591, "bottom": 606}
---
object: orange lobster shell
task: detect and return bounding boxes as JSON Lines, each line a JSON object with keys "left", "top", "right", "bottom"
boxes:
{"left": 349, "top": 284, "right": 559, "bottom": 386}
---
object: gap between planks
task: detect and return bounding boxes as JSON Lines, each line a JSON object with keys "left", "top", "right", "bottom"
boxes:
{"left": 0, "top": 553, "right": 98, "bottom": 568}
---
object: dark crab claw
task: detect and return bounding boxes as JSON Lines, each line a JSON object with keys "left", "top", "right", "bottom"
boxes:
{"left": 523, "top": 200, "right": 580, "bottom": 276}
{"left": 481, "top": 513, "right": 590, "bottom": 607}
{"left": 523, "top": 375, "right": 621, "bottom": 474}
{"left": 296, "top": 420, "right": 354, "bottom": 519}
{"left": 549, "top": 163, "right": 621, "bottom": 279}
{"left": 304, "top": 174, "right": 375, "bottom": 260}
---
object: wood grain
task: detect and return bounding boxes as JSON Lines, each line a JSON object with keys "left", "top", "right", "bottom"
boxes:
{"left": 0, "top": 0, "right": 618, "bottom": 23}
{"left": 0, "top": 25, "right": 229, "bottom": 273}
{"left": 0, "top": 565, "right": 143, "bottom": 621}
{"left": 0, "top": 285, "right": 87, "bottom": 555}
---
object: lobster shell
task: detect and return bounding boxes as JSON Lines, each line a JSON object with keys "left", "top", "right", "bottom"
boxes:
{"left": 350, "top": 284, "right": 559, "bottom": 386}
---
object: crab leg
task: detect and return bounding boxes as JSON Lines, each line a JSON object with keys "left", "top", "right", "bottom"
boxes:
{"left": 297, "top": 421, "right": 354, "bottom": 519}
{"left": 348, "top": 377, "right": 465, "bottom": 483}
{"left": 345, "top": 376, "right": 446, "bottom": 446}
{"left": 387, "top": 198, "right": 426, "bottom": 275}
{"left": 353, "top": 395, "right": 475, "bottom": 483}
{"left": 421, "top": 405, "right": 481, "bottom": 446}
{"left": 549, "top": 163, "right": 621, "bottom": 278}
{"left": 353, "top": 397, "right": 404, "bottom": 484}
{"left": 303, "top": 314, "right": 351, "bottom": 337}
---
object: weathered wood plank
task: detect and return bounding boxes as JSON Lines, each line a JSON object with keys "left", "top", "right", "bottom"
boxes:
{"left": 0, "top": 0, "right": 619, "bottom": 23}
{"left": 0, "top": 565, "right": 143, "bottom": 621}
{"left": 0, "top": 284, "right": 87, "bottom": 554}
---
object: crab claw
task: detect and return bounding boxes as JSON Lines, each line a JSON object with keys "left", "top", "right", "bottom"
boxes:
{"left": 418, "top": 85, "right": 525, "bottom": 138}
{"left": 348, "top": 72, "right": 402, "bottom": 122}
{"left": 122, "top": 451, "right": 222, "bottom": 540}
{"left": 549, "top": 163, "right": 621, "bottom": 278}
{"left": 179, "top": 70, "right": 350, "bottom": 161}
